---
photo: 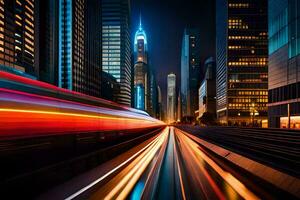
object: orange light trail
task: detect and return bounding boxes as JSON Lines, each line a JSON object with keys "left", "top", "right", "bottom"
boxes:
{"left": 175, "top": 129, "right": 259, "bottom": 200}
{"left": 89, "top": 127, "right": 169, "bottom": 200}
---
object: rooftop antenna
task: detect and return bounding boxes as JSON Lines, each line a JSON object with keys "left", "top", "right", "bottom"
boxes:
{"left": 139, "top": 11, "right": 142, "bottom": 30}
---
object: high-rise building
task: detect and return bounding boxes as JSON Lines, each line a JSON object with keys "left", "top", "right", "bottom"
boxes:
{"left": 84, "top": 0, "right": 102, "bottom": 97}
{"left": 101, "top": 71, "right": 120, "bottom": 102}
{"left": 36, "top": 0, "right": 59, "bottom": 85}
{"left": 0, "top": 0, "right": 36, "bottom": 77}
{"left": 177, "top": 92, "right": 182, "bottom": 121}
{"left": 157, "top": 85, "right": 163, "bottom": 120}
{"left": 181, "top": 28, "right": 201, "bottom": 118}
{"left": 148, "top": 69, "right": 158, "bottom": 116}
{"left": 198, "top": 57, "right": 216, "bottom": 118}
{"left": 102, "top": 0, "right": 131, "bottom": 106}
{"left": 57, "top": 0, "right": 101, "bottom": 97}
{"left": 268, "top": 0, "right": 300, "bottom": 129}
{"left": 167, "top": 73, "right": 176, "bottom": 123}
{"left": 216, "top": 0, "right": 268, "bottom": 126}
{"left": 134, "top": 17, "right": 148, "bottom": 110}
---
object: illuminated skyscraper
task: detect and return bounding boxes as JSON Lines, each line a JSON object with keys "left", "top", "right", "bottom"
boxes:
{"left": 134, "top": 16, "right": 148, "bottom": 110}
{"left": 216, "top": 0, "right": 268, "bottom": 126}
{"left": 167, "top": 73, "right": 176, "bottom": 123}
{"left": 0, "top": 0, "right": 36, "bottom": 77}
{"left": 180, "top": 28, "right": 201, "bottom": 119}
{"left": 57, "top": 0, "right": 101, "bottom": 97}
{"left": 102, "top": 0, "right": 132, "bottom": 106}
{"left": 268, "top": 0, "right": 300, "bottom": 129}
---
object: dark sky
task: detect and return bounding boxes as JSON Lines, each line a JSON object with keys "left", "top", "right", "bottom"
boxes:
{"left": 130, "top": 0, "right": 216, "bottom": 109}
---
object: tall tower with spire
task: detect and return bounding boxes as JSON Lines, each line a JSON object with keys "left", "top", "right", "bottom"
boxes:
{"left": 134, "top": 15, "right": 149, "bottom": 111}
{"left": 134, "top": 15, "right": 148, "bottom": 64}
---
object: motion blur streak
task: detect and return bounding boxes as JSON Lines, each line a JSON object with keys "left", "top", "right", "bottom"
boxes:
{"left": 64, "top": 129, "right": 168, "bottom": 200}
{"left": 90, "top": 127, "right": 169, "bottom": 199}
{"left": 173, "top": 128, "right": 186, "bottom": 200}
{"left": 175, "top": 129, "right": 259, "bottom": 200}
{"left": 0, "top": 72, "right": 164, "bottom": 138}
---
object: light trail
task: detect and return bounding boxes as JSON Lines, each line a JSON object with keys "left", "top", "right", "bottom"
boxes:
{"left": 172, "top": 127, "right": 187, "bottom": 200}
{"left": 65, "top": 128, "right": 168, "bottom": 200}
{"left": 106, "top": 128, "right": 168, "bottom": 199}
{"left": 175, "top": 129, "right": 259, "bottom": 200}
{"left": 0, "top": 108, "right": 150, "bottom": 122}
{"left": 0, "top": 71, "right": 165, "bottom": 138}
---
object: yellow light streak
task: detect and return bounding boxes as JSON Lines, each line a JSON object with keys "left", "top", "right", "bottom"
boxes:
{"left": 104, "top": 127, "right": 169, "bottom": 199}
{"left": 65, "top": 131, "right": 164, "bottom": 200}
{"left": 0, "top": 108, "right": 153, "bottom": 123}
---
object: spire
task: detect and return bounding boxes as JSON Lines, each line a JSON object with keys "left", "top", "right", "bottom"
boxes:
{"left": 139, "top": 12, "right": 142, "bottom": 30}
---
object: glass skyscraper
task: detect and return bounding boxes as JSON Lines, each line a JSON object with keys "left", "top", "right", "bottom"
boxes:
{"left": 0, "top": 0, "right": 35, "bottom": 77}
{"left": 216, "top": 0, "right": 268, "bottom": 126}
{"left": 167, "top": 73, "right": 176, "bottom": 123}
{"left": 180, "top": 28, "right": 201, "bottom": 118}
{"left": 268, "top": 0, "right": 300, "bottom": 129}
{"left": 58, "top": 0, "right": 101, "bottom": 97}
{"left": 102, "top": 0, "right": 131, "bottom": 106}
{"left": 134, "top": 17, "right": 148, "bottom": 111}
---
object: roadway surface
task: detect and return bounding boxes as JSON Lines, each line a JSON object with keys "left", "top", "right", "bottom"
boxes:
{"left": 176, "top": 125, "right": 300, "bottom": 177}
{"left": 41, "top": 126, "right": 298, "bottom": 199}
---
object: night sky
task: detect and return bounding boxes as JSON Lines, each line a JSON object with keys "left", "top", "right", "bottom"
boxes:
{"left": 131, "top": 0, "right": 216, "bottom": 109}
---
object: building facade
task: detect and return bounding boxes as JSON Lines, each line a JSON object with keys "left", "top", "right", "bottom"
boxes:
{"left": 102, "top": 0, "right": 131, "bottom": 106}
{"left": 101, "top": 71, "right": 120, "bottom": 102}
{"left": 181, "top": 28, "right": 201, "bottom": 118}
{"left": 133, "top": 18, "right": 148, "bottom": 110}
{"left": 36, "top": 0, "right": 59, "bottom": 85}
{"left": 57, "top": 0, "right": 101, "bottom": 97}
{"left": 268, "top": 0, "right": 300, "bottom": 129}
{"left": 198, "top": 57, "right": 216, "bottom": 118}
{"left": 167, "top": 73, "right": 176, "bottom": 123}
{"left": 157, "top": 85, "right": 163, "bottom": 120}
{"left": 216, "top": 0, "right": 268, "bottom": 126}
{"left": 0, "top": 0, "right": 36, "bottom": 77}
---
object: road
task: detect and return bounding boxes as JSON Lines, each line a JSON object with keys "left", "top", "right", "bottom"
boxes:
{"left": 41, "top": 126, "right": 298, "bottom": 200}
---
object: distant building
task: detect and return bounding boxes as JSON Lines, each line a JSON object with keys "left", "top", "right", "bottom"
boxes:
{"left": 133, "top": 16, "right": 158, "bottom": 117}
{"left": 0, "top": 0, "right": 36, "bottom": 77}
{"left": 198, "top": 57, "right": 216, "bottom": 118}
{"left": 181, "top": 28, "right": 201, "bottom": 118}
{"left": 268, "top": 0, "right": 300, "bottom": 129}
{"left": 102, "top": 0, "right": 131, "bottom": 106}
{"left": 101, "top": 71, "right": 120, "bottom": 102}
{"left": 167, "top": 73, "right": 176, "bottom": 123}
{"left": 148, "top": 69, "right": 158, "bottom": 117}
{"left": 216, "top": 0, "right": 268, "bottom": 126}
{"left": 177, "top": 92, "right": 182, "bottom": 121}
{"left": 157, "top": 85, "right": 163, "bottom": 120}
{"left": 134, "top": 17, "right": 148, "bottom": 111}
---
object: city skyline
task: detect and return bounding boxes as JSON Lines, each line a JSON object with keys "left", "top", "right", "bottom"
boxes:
{"left": 0, "top": 0, "right": 299, "bottom": 199}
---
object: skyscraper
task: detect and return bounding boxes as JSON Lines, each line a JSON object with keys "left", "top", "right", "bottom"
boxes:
{"left": 216, "top": 0, "right": 268, "bottom": 126}
{"left": 198, "top": 57, "right": 216, "bottom": 118}
{"left": 157, "top": 85, "right": 163, "bottom": 120}
{"left": 134, "top": 17, "right": 148, "bottom": 110}
{"left": 36, "top": 0, "right": 59, "bottom": 85}
{"left": 102, "top": 0, "right": 131, "bottom": 106}
{"left": 268, "top": 0, "right": 300, "bottom": 129}
{"left": 57, "top": 0, "right": 101, "bottom": 97}
{"left": 0, "top": 0, "right": 36, "bottom": 77}
{"left": 181, "top": 28, "right": 201, "bottom": 119}
{"left": 167, "top": 73, "right": 176, "bottom": 123}
{"left": 148, "top": 69, "right": 158, "bottom": 117}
